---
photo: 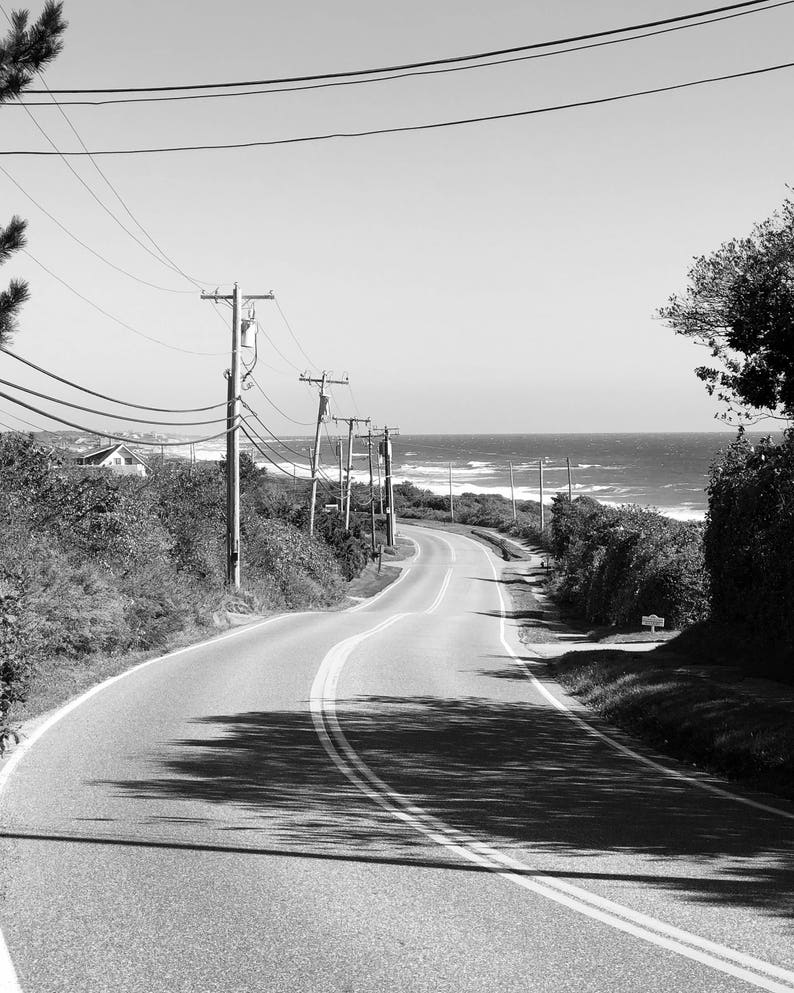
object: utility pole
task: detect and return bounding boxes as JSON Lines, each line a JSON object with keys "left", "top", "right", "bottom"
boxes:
{"left": 337, "top": 440, "right": 344, "bottom": 510}
{"left": 333, "top": 416, "right": 370, "bottom": 531}
{"left": 357, "top": 426, "right": 378, "bottom": 555}
{"left": 202, "top": 284, "right": 274, "bottom": 588}
{"left": 567, "top": 455, "right": 573, "bottom": 502}
{"left": 299, "top": 371, "right": 349, "bottom": 536}
{"left": 539, "top": 458, "right": 545, "bottom": 530}
{"left": 449, "top": 463, "right": 454, "bottom": 523}
{"left": 376, "top": 449, "right": 384, "bottom": 515}
{"left": 509, "top": 460, "right": 517, "bottom": 522}
{"left": 376, "top": 426, "right": 399, "bottom": 546}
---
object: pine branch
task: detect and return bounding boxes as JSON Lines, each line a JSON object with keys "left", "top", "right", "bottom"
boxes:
{"left": 0, "top": 215, "right": 26, "bottom": 265}
{"left": 0, "top": 1, "right": 67, "bottom": 104}
{"left": 0, "top": 277, "right": 30, "bottom": 347}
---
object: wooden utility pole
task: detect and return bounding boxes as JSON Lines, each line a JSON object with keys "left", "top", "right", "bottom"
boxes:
{"left": 377, "top": 426, "right": 399, "bottom": 546}
{"left": 337, "top": 440, "right": 344, "bottom": 510}
{"left": 539, "top": 458, "right": 545, "bottom": 530}
{"left": 509, "top": 461, "right": 517, "bottom": 522}
{"left": 377, "top": 449, "right": 384, "bottom": 514}
{"left": 567, "top": 456, "right": 573, "bottom": 502}
{"left": 333, "top": 416, "right": 370, "bottom": 530}
{"left": 356, "top": 426, "right": 378, "bottom": 555}
{"left": 449, "top": 463, "right": 454, "bottom": 522}
{"left": 298, "top": 371, "right": 348, "bottom": 536}
{"left": 202, "top": 284, "right": 273, "bottom": 587}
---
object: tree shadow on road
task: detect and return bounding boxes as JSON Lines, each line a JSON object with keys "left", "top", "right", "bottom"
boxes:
{"left": 103, "top": 693, "right": 794, "bottom": 923}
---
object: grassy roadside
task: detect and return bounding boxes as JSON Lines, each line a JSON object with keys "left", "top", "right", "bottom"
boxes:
{"left": 500, "top": 556, "right": 794, "bottom": 802}
{"left": 550, "top": 648, "right": 794, "bottom": 801}
{"left": 12, "top": 542, "right": 415, "bottom": 733}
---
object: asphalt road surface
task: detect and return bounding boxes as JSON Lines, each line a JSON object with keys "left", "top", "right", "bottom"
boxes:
{"left": 0, "top": 524, "right": 792, "bottom": 992}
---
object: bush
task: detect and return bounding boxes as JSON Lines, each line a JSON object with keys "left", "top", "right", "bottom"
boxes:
{"left": 705, "top": 431, "right": 794, "bottom": 677}
{"left": 550, "top": 494, "right": 708, "bottom": 629}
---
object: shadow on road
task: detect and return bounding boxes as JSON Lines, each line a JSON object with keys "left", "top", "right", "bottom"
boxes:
{"left": 103, "top": 694, "right": 794, "bottom": 922}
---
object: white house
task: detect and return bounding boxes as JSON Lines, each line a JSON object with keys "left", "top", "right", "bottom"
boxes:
{"left": 74, "top": 443, "right": 150, "bottom": 477}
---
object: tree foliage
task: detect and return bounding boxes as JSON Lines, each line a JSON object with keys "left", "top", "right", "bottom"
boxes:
{"left": 704, "top": 431, "right": 794, "bottom": 677}
{"left": 658, "top": 196, "right": 794, "bottom": 423}
{"left": 0, "top": 2, "right": 67, "bottom": 346}
{"left": 549, "top": 494, "right": 708, "bottom": 629}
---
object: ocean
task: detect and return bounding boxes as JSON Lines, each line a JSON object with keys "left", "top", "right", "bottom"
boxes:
{"left": 385, "top": 433, "right": 759, "bottom": 521}
{"left": 223, "top": 430, "right": 773, "bottom": 521}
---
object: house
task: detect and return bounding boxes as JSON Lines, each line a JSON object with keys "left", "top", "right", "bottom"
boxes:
{"left": 74, "top": 443, "right": 150, "bottom": 477}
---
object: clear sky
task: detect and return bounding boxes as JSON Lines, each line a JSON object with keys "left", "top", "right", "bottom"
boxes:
{"left": 1, "top": 0, "right": 793, "bottom": 437}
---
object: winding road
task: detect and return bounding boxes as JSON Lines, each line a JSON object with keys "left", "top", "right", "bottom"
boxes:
{"left": 0, "top": 524, "right": 792, "bottom": 992}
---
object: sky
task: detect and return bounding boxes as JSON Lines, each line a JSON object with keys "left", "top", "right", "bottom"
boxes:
{"left": 1, "top": 0, "right": 793, "bottom": 438}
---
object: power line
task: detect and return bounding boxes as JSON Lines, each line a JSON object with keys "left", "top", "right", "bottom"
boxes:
{"left": 242, "top": 422, "right": 335, "bottom": 497}
{"left": 273, "top": 296, "right": 318, "bottom": 370}
{"left": 0, "top": 377, "right": 229, "bottom": 427}
{"left": 0, "top": 347, "right": 226, "bottom": 413}
{"left": 15, "top": 1, "right": 792, "bottom": 108}
{"left": 25, "top": 0, "right": 779, "bottom": 95}
{"left": 0, "top": 387, "right": 240, "bottom": 446}
{"left": 7, "top": 59, "right": 793, "bottom": 157}
{"left": 0, "top": 3, "right": 211, "bottom": 290}
{"left": 0, "top": 404, "right": 47, "bottom": 432}
{"left": 247, "top": 373, "right": 315, "bottom": 427}
{"left": 256, "top": 319, "right": 302, "bottom": 373}
{"left": 22, "top": 250, "right": 227, "bottom": 356}
{"left": 240, "top": 400, "right": 313, "bottom": 462}
{"left": 0, "top": 164, "right": 193, "bottom": 293}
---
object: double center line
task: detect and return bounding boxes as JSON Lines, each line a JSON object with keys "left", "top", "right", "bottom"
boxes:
{"left": 310, "top": 537, "right": 794, "bottom": 993}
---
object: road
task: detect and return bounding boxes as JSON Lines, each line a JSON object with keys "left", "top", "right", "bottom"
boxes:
{"left": 0, "top": 523, "right": 792, "bottom": 992}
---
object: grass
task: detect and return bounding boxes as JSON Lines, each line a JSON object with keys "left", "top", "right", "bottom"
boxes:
{"left": 12, "top": 545, "right": 414, "bottom": 733}
{"left": 491, "top": 543, "right": 794, "bottom": 802}
{"left": 550, "top": 648, "right": 794, "bottom": 800}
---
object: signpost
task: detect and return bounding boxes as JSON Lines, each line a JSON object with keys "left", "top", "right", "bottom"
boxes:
{"left": 641, "top": 614, "right": 665, "bottom": 634}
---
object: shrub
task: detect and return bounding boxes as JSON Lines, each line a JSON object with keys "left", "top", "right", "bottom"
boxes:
{"left": 705, "top": 431, "right": 794, "bottom": 677}
{"left": 550, "top": 494, "right": 708, "bottom": 629}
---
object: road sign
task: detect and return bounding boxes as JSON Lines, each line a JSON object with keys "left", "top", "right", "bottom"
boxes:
{"left": 641, "top": 614, "right": 665, "bottom": 633}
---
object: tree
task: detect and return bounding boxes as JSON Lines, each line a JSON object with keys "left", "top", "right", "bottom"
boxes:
{"left": 658, "top": 195, "right": 794, "bottom": 424}
{"left": 0, "top": 2, "right": 66, "bottom": 347}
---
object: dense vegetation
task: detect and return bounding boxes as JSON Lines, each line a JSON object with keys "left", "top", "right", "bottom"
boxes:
{"left": 393, "top": 480, "right": 545, "bottom": 541}
{"left": 548, "top": 494, "right": 708, "bottom": 630}
{"left": 0, "top": 434, "right": 372, "bottom": 748}
{"left": 659, "top": 194, "right": 794, "bottom": 424}
{"left": 704, "top": 431, "right": 794, "bottom": 677}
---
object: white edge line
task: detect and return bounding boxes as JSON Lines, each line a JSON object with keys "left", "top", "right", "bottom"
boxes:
{"left": 347, "top": 566, "right": 411, "bottom": 613}
{"left": 310, "top": 612, "right": 794, "bottom": 992}
{"left": 0, "top": 609, "right": 314, "bottom": 993}
{"left": 0, "top": 928, "right": 22, "bottom": 993}
{"left": 464, "top": 530, "right": 794, "bottom": 823}
{"left": 0, "top": 612, "right": 309, "bottom": 793}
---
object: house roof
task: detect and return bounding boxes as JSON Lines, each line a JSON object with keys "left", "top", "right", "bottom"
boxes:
{"left": 76, "top": 443, "right": 150, "bottom": 468}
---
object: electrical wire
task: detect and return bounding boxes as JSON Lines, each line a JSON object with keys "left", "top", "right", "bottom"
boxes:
{"left": 240, "top": 421, "right": 306, "bottom": 471}
{"left": 0, "top": 377, "right": 229, "bottom": 427}
{"left": 0, "top": 165, "right": 194, "bottom": 293}
{"left": 21, "top": 250, "right": 228, "bottom": 356}
{"left": 0, "top": 404, "right": 46, "bottom": 432}
{"left": 0, "top": 387, "right": 241, "bottom": 446}
{"left": 0, "top": 1, "right": 213, "bottom": 291}
{"left": 8, "top": 59, "right": 793, "bottom": 158}
{"left": 273, "top": 296, "right": 318, "bottom": 370}
{"left": 16, "top": 1, "right": 793, "bottom": 108}
{"left": 241, "top": 422, "right": 335, "bottom": 498}
{"left": 256, "top": 320, "right": 302, "bottom": 373}
{"left": 0, "top": 348, "right": 227, "bottom": 412}
{"left": 247, "top": 373, "right": 314, "bottom": 427}
{"left": 25, "top": 0, "right": 779, "bottom": 94}
{"left": 240, "top": 400, "right": 313, "bottom": 461}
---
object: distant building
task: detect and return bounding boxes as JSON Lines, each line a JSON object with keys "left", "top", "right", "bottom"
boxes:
{"left": 74, "top": 443, "right": 150, "bottom": 477}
